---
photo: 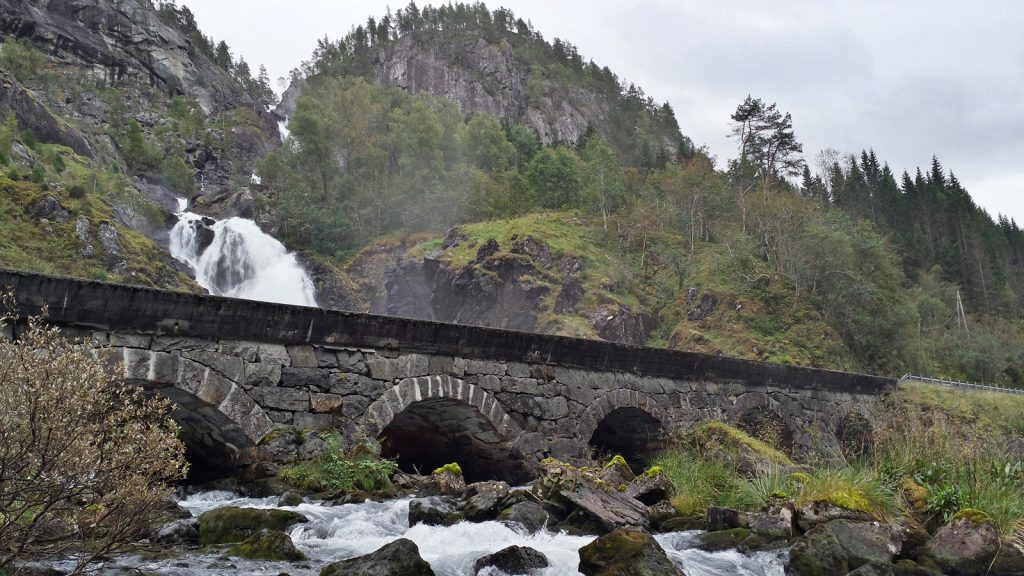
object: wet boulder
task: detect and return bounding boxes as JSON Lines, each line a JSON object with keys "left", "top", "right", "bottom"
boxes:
{"left": 154, "top": 517, "right": 199, "bottom": 545}
{"left": 408, "top": 497, "right": 464, "bottom": 527}
{"left": 697, "top": 528, "right": 752, "bottom": 552}
{"left": 500, "top": 501, "right": 552, "bottom": 533}
{"left": 578, "top": 527, "right": 684, "bottom": 576}
{"left": 278, "top": 490, "right": 305, "bottom": 507}
{"left": 320, "top": 538, "right": 435, "bottom": 576}
{"left": 197, "top": 506, "right": 308, "bottom": 545}
{"left": 463, "top": 481, "right": 509, "bottom": 522}
{"left": 227, "top": 529, "right": 306, "bottom": 561}
{"left": 474, "top": 545, "right": 549, "bottom": 575}
{"left": 421, "top": 463, "right": 466, "bottom": 497}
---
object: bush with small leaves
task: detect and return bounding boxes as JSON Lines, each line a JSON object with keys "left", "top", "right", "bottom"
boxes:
{"left": 0, "top": 297, "right": 188, "bottom": 573}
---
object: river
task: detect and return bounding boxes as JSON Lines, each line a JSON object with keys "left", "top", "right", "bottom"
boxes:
{"left": 58, "top": 491, "right": 786, "bottom": 576}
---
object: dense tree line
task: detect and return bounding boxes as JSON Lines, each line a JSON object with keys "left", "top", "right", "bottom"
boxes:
{"left": 261, "top": 71, "right": 1024, "bottom": 384}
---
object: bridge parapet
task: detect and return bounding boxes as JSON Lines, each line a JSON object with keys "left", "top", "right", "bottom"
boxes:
{"left": 1, "top": 269, "right": 897, "bottom": 479}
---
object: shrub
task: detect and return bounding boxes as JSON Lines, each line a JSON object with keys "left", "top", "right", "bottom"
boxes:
{"left": 69, "top": 184, "right": 87, "bottom": 199}
{"left": 0, "top": 299, "right": 187, "bottom": 573}
{"left": 278, "top": 436, "right": 397, "bottom": 493}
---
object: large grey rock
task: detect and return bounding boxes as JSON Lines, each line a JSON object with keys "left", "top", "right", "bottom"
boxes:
{"left": 463, "top": 481, "right": 510, "bottom": 522}
{"left": 500, "top": 501, "right": 551, "bottom": 533}
{"left": 473, "top": 545, "right": 549, "bottom": 575}
{"left": 250, "top": 387, "right": 309, "bottom": 411}
{"left": 320, "top": 538, "right": 435, "bottom": 576}
{"left": 922, "top": 517, "right": 1007, "bottom": 576}
{"left": 787, "top": 519, "right": 903, "bottom": 575}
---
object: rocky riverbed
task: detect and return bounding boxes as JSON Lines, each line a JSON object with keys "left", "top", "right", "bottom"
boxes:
{"left": 50, "top": 490, "right": 784, "bottom": 576}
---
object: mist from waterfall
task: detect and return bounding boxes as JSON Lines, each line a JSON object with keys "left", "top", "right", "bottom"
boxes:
{"left": 169, "top": 198, "right": 317, "bottom": 307}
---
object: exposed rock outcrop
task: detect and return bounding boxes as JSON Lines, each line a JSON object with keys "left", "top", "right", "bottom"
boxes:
{"left": 0, "top": 0, "right": 254, "bottom": 112}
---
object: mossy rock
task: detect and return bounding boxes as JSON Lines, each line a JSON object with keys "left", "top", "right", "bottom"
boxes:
{"left": 696, "top": 528, "right": 751, "bottom": 552}
{"left": 578, "top": 527, "right": 684, "bottom": 576}
{"left": 198, "top": 506, "right": 308, "bottom": 545}
{"left": 227, "top": 529, "right": 306, "bottom": 561}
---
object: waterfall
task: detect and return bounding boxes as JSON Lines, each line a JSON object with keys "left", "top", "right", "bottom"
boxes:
{"left": 169, "top": 199, "right": 317, "bottom": 307}
{"left": 278, "top": 115, "right": 291, "bottom": 142}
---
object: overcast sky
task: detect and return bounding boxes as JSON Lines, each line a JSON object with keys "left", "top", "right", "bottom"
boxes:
{"left": 181, "top": 0, "right": 1024, "bottom": 222}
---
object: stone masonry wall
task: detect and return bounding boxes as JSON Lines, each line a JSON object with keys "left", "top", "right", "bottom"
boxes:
{"left": 1, "top": 270, "right": 897, "bottom": 479}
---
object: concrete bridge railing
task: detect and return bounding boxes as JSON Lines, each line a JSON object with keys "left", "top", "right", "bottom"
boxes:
{"left": 0, "top": 269, "right": 896, "bottom": 481}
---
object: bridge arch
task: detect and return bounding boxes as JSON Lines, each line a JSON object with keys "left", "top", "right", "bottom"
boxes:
{"left": 120, "top": 348, "right": 272, "bottom": 479}
{"left": 363, "top": 375, "right": 529, "bottom": 483}
{"left": 578, "top": 389, "right": 668, "bottom": 471}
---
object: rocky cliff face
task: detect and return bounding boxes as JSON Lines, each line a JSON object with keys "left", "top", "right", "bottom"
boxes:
{"left": 373, "top": 34, "right": 601, "bottom": 146}
{"left": 325, "top": 229, "right": 655, "bottom": 346}
{"left": 0, "top": 0, "right": 252, "bottom": 113}
{"left": 277, "top": 33, "right": 608, "bottom": 148}
{"left": 0, "top": 0, "right": 280, "bottom": 226}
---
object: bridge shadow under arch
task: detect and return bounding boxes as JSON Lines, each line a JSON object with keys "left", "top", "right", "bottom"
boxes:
{"left": 364, "top": 376, "right": 532, "bottom": 484}
{"left": 578, "top": 390, "right": 668, "bottom": 471}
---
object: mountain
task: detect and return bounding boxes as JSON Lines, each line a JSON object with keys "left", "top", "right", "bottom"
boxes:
{"left": 278, "top": 2, "right": 690, "bottom": 165}
{"left": 0, "top": 0, "right": 1021, "bottom": 386}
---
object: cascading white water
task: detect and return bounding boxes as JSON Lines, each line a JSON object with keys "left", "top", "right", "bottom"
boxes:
{"left": 99, "top": 491, "right": 782, "bottom": 576}
{"left": 278, "top": 115, "right": 291, "bottom": 142}
{"left": 169, "top": 199, "right": 317, "bottom": 307}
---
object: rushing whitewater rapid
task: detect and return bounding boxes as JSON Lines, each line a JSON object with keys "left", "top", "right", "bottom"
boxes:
{"left": 169, "top": 199, "right": 317, "bottom": 307}
{"left": 68, "top": 491, "right": 785, "bottom": 576}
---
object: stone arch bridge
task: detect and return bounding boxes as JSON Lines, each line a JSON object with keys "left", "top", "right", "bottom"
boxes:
{"left": 1, "top": 270, "right": 894, "bottom": 482}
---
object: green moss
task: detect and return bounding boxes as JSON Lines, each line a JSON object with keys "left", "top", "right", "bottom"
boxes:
{"left": 952, "top": 508, "right": 993, "bottom": 525}
{"left": 433, "top": 462, "right": 463, "bottom": 476}
{"left": 794, "top": 467, "right": 897, "bottom": 521}
{"left": 644, "top": 466, "right": 663, "bottom": 478}
{"left": 605, "top": 455, "right": 629, "bottom": 469}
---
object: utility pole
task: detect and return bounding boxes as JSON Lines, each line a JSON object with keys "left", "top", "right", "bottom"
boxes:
{"left": 954, "top": 289, "right": 969, "bottom": 339}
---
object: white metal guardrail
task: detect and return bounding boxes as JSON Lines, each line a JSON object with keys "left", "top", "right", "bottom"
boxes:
{"left": 899, "top": 373, "right": 1024, "bottom": 395}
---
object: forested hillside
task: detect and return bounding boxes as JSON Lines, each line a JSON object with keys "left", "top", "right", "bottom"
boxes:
{"left": 0, "top": 1, "right": 1021, "bottom": 386}
{"left": 257, "top": 2, "right": 1024, "bottom": 386}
